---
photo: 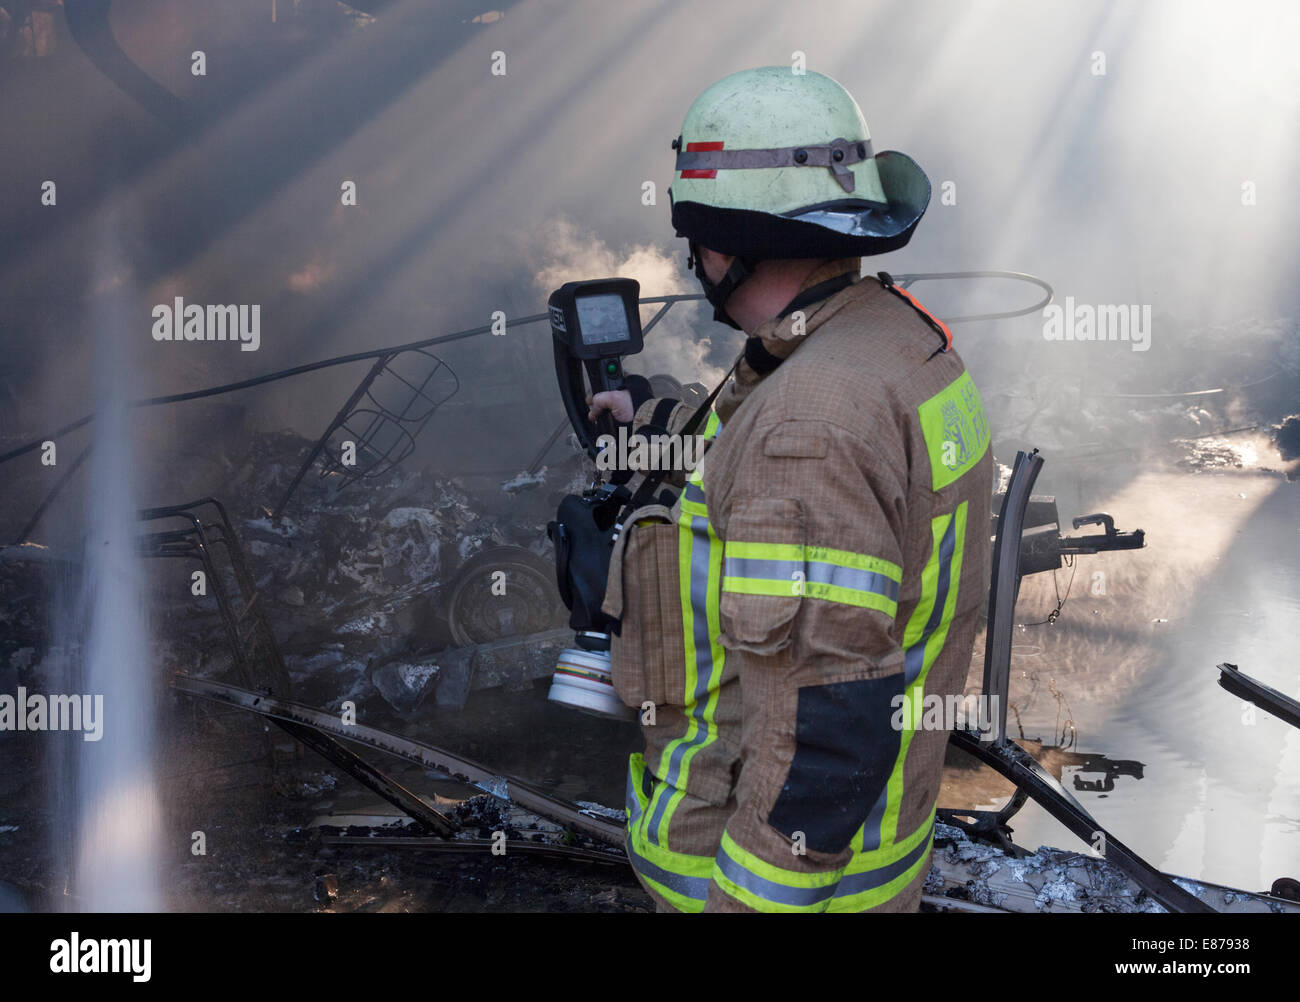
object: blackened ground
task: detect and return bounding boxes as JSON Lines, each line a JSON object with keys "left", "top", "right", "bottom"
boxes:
{"left": 0, "top": 683, "right": 651, "bottom": 913}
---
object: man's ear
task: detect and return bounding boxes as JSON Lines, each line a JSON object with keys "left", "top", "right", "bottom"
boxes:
{"left": 699, "top": 246, "right": 736, "bottom": 282}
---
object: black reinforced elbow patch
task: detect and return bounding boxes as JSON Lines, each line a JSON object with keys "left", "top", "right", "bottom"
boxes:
{"left": 766, "top": 676, "right": 904, "bottom": 855}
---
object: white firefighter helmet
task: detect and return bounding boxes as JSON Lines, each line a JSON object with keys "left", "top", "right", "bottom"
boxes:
{"left": 669, "top": 66, "right": 931, "bottom": 261}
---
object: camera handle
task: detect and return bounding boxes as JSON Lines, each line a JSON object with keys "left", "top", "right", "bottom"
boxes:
{"left": 553, "top": 339, "right": 632, "bottom": 461}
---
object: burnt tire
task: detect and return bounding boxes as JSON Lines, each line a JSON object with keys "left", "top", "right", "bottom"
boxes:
{"left": 445, "top": 545, "right": 565, "bottom": 646}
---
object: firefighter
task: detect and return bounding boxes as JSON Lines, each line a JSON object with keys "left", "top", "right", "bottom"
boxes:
{"left": 591, "top": 66, "right": 992, "bottom": 912}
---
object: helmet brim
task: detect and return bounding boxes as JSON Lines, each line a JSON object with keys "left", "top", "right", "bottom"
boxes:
{"left": 671, "top": 151, "right": 931, "bottom": 259}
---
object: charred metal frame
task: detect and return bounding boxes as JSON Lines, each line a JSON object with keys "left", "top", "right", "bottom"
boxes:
{"left": 173, "top": 674, "right": 624, "bottom": 848}
{"left": 143, "top": 497, "right": 457, "bottom": 836}
{"left": 273, "top": 348, "right": 459, "bottom": 518}
{"left": 140, "top": 497, "right": 290, "bottom": 697}
{"left": 1218, "top": 663, "right": 1300, "bottom": 731}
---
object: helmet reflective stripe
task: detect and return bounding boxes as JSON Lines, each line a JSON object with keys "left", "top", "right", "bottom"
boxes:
{"left": 680, "top": 140, "right": 723, "bottom": 179}
{"left": 675, "top": 137, "right": 882, "bottom": 196}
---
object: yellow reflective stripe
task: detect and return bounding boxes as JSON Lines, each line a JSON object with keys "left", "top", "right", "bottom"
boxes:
{"left": 723, "top": 541, "right": 902, "bottom": 616}
{"left": 721, "top": 576, "right": 896, "bottom": 616}
{"left": 719, "top": 576, "right": 801, "bottom": 597}
{"left": 804, "top": 581, "right": 896, "bottom": 615}
{"left": 881, "top": 503, "right": 967, "bottom": 847}
{"left": 808, "top": 545, "right": 902, "bottom": 581}
{"left": 712, "top": 832, "right": 839, "bottom": 913}
{"left": 825, "top": 829, "right": 934, "bottom": 913}
{"left": 724, "top": 541, "right": 902, "bottom": 581}
{"left": 723, "top": 541, "right": 804, "bottom": 562}
{"left": 712, "top": 810, "right": 937, "bottom": 913}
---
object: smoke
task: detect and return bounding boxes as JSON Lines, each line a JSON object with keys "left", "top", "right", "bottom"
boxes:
{"left": 525, "top": 217, "right": 734, "bottom": 388}
{"left": 1271, "top": 415, "right": 1300, "bottom": 462}
{"left": 530, "top": 218, "right": 686, "bottom": 297}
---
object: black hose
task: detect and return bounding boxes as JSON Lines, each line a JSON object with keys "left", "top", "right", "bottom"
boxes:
{"left": 0, "top": 275, "right": 1052, "bottom": 468}
{"left": 0, "top": 312, "right": 546, "bottom": 466}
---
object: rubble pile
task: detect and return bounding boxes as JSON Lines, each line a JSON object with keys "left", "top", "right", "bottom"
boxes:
{"left": 171, "top": 428, "right": 581, "bottom": 710}
{"left": 0, "top": 544, "right": 55, "bottom": 677}
{"left": 924, "top": 822, "right": 1296, "bottom": 913}
{"left": 925, "top": 822, "right": 1164, "bottom": 913}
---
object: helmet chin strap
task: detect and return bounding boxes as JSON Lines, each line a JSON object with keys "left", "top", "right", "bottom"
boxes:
{"left": 688, "top": 240, "right": 756, "bottom": 331}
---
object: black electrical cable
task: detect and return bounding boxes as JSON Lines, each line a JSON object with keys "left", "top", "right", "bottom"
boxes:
{"left": 0, "top": 312, "right": 545, "bottom": 466}
{"left": 0, "top": 273, "right": 1051, "bottom": 469}
{"left": 0, "top": 293, "right": 711, "bottom": 468}
{"left": 1020, "top": 554, "right": 1078, "bottom": 627}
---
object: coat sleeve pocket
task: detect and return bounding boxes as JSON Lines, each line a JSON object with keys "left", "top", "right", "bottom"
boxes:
{"left": 719, "top": 497, "right": 805, "bottom": 656}
{"left": 602, "top": 504, "right": 685, "bottom": 708}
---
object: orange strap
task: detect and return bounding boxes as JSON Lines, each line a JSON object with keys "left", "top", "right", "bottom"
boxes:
{"left": 878, "top": 272, "right": 952, "bottom": 353}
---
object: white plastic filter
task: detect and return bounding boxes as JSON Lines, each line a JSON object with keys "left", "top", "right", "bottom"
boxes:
{"left": 548, "top": 648, "right": 636, "bottom": 720}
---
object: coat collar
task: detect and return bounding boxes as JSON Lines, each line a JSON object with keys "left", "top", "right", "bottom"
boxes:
{"left": 714, "top": 258, "right": 867, "bottom": 424}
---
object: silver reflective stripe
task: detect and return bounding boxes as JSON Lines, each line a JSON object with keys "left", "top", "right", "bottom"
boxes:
{"left": 684, "top": 481, "right": 706, "bottom": 505}
{"left": 625, "top": 837, "right": 710, "bottom": 902}
{"left": 717, "top": 821, "right": 934, "bottom": 910}
{"left": 859, "top": 786, "right": 890, "bottom": 852}
{"left": 715, "top": 843, "right": 837, "bottom": 908}
{"left": 723, "top": 556, "right": 802, "bottom": 581}
{"left": 724, "top": 556, "right": 900, "bottom": 602}
{"left": 805, "top": 560, "right": 900, "bottom": 601}
{"left": 834, "top": 822, "right": 934, "bottom": 899}
{"left": 625, "top": 768, "right": 643, "bottom": 827}
{"left": 903, "top": 514, "right": 957, "bottom": 685}
{"left": 647, "top": 511, "right": 716, "bottom": 845}
{"left": 676, "top": 137, "right": 875, "bottom": 194}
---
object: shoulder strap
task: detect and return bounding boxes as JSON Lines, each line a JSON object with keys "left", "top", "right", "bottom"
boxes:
{"left": 619, "top": 356, "right": 738, "bottom": 516}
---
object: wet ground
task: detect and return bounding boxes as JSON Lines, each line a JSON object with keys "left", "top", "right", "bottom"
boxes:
{"left": 952, "top": 429, "right": 1300, "bottom": 895}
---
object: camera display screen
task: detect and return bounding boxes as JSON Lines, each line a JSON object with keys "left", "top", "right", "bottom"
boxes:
{"left": 574, "top": 293, "right": 630, "bottom": 346}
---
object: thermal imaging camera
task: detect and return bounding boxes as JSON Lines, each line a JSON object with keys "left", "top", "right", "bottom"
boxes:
{"left": 548, "top": 278, "right": 643, "bottom": 458}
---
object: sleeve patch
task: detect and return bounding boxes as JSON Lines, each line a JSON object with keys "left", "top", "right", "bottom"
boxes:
{"left": 763, "top": 429, "right": 830, "bottom": 459}
{"left": 917, "top": 370, "right": 990, "bottom": 491}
